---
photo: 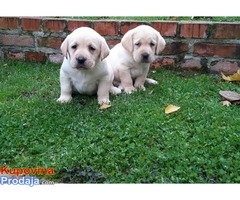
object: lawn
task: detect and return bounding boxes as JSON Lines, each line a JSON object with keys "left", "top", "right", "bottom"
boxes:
{"left": 0, "top": 60, "right": 239, "bottom": 183}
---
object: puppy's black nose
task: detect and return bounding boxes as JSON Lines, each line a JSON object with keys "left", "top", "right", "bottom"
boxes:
{"left": 76, "top": 56, "right": 86, "bottom": 64}
{"left": 142, "top": 52, "right": 149, "bottom": 60}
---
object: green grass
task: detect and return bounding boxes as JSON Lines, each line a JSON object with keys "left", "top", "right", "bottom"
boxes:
{"left": 0, "top": 60, "right": 239, "bottom": 183}
{"left": 62, "top": 16, "right": 240, "bottom": 22}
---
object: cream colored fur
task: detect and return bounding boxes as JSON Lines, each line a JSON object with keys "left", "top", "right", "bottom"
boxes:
{"left": 107, "top": 25, "right": 166, "bottom": 94}
{"left": 57, "top": 27, "right": 121, "bottom": 105}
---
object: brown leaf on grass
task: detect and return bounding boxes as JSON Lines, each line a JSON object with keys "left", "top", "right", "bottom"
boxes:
{"left": 219, "top": 91, "right": 240, "bottom": 101}
{"left": 219, "top": 90, "right": 240, "bottom": 105}
{"left": 99, "top": 103, "right": 111, "bottom": 110}
{"left": 165, "top": 104, "right": 180, "bottom": 114}
{"left": 221, "top": 70, "right": 240, "bottom": 81}
{"left": 149, "top": 89, "right": 154, "bottom": 94}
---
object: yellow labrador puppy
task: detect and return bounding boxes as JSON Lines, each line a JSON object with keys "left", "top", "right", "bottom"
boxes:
{"left": 57, "top": 27, "right": 121, "bottom": 105}
{"left": 107, "top": 25, "right": 166, "bottom": 94}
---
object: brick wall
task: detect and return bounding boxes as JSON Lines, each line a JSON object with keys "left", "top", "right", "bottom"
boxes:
{"left": 1, "top": 17, "right": 240, "bottom": 74}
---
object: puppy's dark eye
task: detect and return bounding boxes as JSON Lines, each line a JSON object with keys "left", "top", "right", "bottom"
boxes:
{"left": 135, "top": 42, "right": 141, "bottom": 46}
{"left": 71, "top": 44, "right": 77, "bottom": 49}
{"left": 150, "top": 42, "right": 155, "bottom": 47}
{"left": 89, "top": 45, "right": 96, "bottom": 52}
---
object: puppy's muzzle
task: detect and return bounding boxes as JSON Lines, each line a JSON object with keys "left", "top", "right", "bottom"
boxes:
{"left": 77, "top": 56, "right": 86, "bottom": 64}
{"left": 141, "top": 52, "right": 150, "bottom": 63}
{"left": 75, "top": 56, "right": 88, "bottom": 69}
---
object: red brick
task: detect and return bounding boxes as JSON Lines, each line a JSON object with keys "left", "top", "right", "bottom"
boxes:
{"left": 43, "top": 19, "right": 66, "bottom": 32}
{"left": 194, "top": 43, "right": 240, "bottom": 59}
{"left": 180, "top": 59, "right": 202, "bottom": 69}
{"left": 162, "top": 42, "right": 189, "bottom": 55}
{"left": 180, "top": 23, "right": 208, "bottom": 38}
{"left": 107, "top": 39, "right": 121, "bottom": 49}
{"left": 120, "top": 22, "right": 145, "bottom": 35}
{"left": 68, "top": 20, "right": 91, "bottom": 32}
{"left": 210, "top": 61, "right": 240, "bottom": 75}
{"left": 22, "top": 18, "right": 41, "bottom": 31}
{"left": 48, "top": 53, "right": 64, "bottom": 63}
{"left": 0, "top": 17, "right": 18, "bottom": 29}
{"left": 37, "top": 37, "right": 63, "bottom": 49}
{"left": 213, "top": 23, "right": 240, "bottom": 39}
{"left": 25, "top": 52, "right": 46, "bottom": 63}
{"left": 6, "top": 50, "right": 24, "bottom": 60}
{"left": 0, "top": 34, "right": 34, "bottom": 47}
{"left": 94, "top": 21, "right": 118, "bottom": 36}
{"left": 151, "top": 57, "right": 175, "bottom": 68}
{"left": 152, "top": 22, "right": 177, "bottom": 37}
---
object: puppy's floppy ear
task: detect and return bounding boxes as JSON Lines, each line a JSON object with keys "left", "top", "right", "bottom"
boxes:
{"left": 121, "top": 29, "right": 134, "bottom": 53}
{"left": 60, "top": 36, "right": 69, "bottom": 59}
{"left": 100, "top": 37, "right": 110, "bottom": 61}
{"left": 156, "top": 32, "right": 166, "bottom": 54}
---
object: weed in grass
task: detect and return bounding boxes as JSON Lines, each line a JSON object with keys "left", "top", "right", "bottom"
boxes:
{"left": 0, "top": 60, "right": 239, "bottom": 183}
{"left": 56, "top": 163, "right": 106, "bottom": 183}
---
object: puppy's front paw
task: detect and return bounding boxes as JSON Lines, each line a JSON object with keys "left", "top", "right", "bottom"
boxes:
{"left": 124, "top": 86, "right": 136, "bottom": 94}
{"left": 98, "top": 98, "right": 110, "bottom": 105}
{"left": 135, "top": 84, "right": 146, "bottom": 91}
{"left": 110, "top": 86, "right": 122, "bottom": 95}
{"left": 57, "top": 96, "right": 72, "bottom": 103}
{"left": 146, "top": 78, "right": 158, "bottom": 85}
{"left": 118, "top": 84, "right": 124, "bottom": 91}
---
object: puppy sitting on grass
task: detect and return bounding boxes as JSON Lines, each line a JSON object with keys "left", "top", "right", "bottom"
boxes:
{"left": 107, "top": 25, "right": 166, "bottom": 94}
{"left": 57, "top": 27, "right": 121, "bottom": 105}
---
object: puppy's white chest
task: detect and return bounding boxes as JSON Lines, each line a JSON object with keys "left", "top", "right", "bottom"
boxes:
{"left": 130, "top": 64, "right": 148, "bottom": 78}
{"left": 70, "top": 71, "right": 98, "bottom": 95}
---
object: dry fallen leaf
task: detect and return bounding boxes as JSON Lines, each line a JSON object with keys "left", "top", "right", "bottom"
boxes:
{"left": 219, "top": 90, "right": 240, "bottom": 105}
{"left": 99, "top": 103, "right": 111, "bottom": 110}
{"left": 219, "top": 90, "right": 240, "bottom": 101}
{"left": 221, "top": 70, "right": 240, "bottom": 81}
{"left": 149, "top": 89, "right": 154, "bottom": 94}
{"left": 165, "top": 104, "right": 180, "bottom": 114}
{"left": 222, "top": 100, "right": 231, "bottom": 106}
